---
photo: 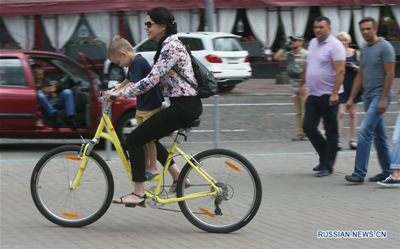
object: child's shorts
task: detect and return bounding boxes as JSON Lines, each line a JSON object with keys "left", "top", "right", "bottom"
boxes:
{"left": 135, "top": 106, "right": 163, "bottom": 126}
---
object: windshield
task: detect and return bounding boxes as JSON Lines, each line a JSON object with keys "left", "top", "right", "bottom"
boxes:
{"left": 213, "top": 37, "right": 243, "bottom": 51}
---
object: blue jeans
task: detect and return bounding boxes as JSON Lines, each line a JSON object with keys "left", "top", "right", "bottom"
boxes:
{"left": 303, "top": 95, "right": 339, "bottom": 171}
{"left": 391, "top": 112, "right": 400, "bottom": 170}
{"left": 353, "top": 96, "right": 392, "bottom": 178}
{"left": 37, "top": 89, "right": 76, "bottom": 117}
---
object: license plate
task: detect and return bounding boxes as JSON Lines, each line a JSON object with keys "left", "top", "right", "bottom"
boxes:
{"left": 227, "top": 59, "right": 239, "bottom": 64}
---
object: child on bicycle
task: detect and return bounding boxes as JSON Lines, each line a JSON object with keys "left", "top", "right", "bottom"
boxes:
{"left": 108, "top": 35, "right": 164, "bottom": 181}
{"left": 105, "top": 7, "right": 202, "bottom": 207}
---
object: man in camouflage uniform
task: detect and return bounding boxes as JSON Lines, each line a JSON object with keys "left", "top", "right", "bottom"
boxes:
{"left": 274, "top": 34, "right": 309, "bottom": 141}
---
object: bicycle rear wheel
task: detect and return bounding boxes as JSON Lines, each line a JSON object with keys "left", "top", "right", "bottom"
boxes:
{"left": 30, "top": 145, "right": 114, "bottom": 227}
{"left": 177, "top": 149, "right": 262, "bottom": 233}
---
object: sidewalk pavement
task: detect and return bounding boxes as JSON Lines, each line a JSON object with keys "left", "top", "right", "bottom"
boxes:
{"left": 1, "top": 78, "right": 400, "bottom": 249}
{"left": 1, "top": 138, "right": 400, "bottom": 249}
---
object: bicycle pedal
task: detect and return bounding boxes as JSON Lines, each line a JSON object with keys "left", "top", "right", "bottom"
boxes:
{"left": 125, "top": 204, "right": 136, "bottom": 208}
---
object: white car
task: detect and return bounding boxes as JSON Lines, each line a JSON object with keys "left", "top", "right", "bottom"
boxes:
{"left": 104, "top": 32, "right": 252, "bottom": 92}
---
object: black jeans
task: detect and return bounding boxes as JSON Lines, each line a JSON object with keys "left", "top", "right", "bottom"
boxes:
{"left": 303, "top": 95, "right": 339, "bottom": 171}
{"left": 126, "top": 96, "right": 202, "bottom": 182}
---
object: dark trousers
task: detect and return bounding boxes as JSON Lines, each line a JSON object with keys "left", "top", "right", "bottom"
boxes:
{"left": 126, "top": 96, "right": 202, "bottom": 182}
{"left": 303, "top": 95, "right": 339, "bottom": 172}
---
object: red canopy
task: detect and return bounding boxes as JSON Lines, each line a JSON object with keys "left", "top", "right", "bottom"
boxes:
{"left": 215, "top": 0, "right": 399, "bottom": 8}
{"left": 0, "top": 0, "right": 398, "bottom": 16}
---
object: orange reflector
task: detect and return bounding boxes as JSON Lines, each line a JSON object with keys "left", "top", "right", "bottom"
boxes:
{"left": 114, "top": 101, "right": 122, "bottom": 105}
{"left": 65, "top": 156, "right": 81, "bottom": 161}
{"left": 225, "top": 161, "right": 241, "bottom": 172}
{"left": 199, "top": 208, "right": 215, "bottom": 218}
{"left": 62, "top": 213, "right": 80, "bottom": 218}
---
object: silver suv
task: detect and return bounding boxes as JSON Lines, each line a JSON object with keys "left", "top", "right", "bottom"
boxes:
{"left": 104, "top": 32, "right": 252, "bottom": 92}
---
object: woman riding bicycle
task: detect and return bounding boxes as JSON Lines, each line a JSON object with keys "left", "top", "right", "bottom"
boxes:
{"left": 105, "top": 7, "right": 202, "bottom": 206}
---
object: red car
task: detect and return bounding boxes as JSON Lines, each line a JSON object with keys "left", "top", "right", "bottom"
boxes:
{"left": 0, "top": 50, "right": 137, "bottom": 142}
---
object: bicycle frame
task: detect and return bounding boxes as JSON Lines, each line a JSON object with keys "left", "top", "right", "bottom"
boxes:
{"left": 71, "top": 101, "right": 219, "bottom": 205}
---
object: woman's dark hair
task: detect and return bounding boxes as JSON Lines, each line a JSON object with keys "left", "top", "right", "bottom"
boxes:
{"left": 148, "top": 7, "right": 178, "bottom": 63}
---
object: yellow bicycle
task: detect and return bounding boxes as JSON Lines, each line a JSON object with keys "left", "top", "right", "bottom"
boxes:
{"left": 30, "top": 99, "right": 262, "bottom": 233}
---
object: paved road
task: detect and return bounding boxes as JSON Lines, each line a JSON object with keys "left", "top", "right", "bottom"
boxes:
{"left": 1, "top": 78, "right": 400, "bottom": 249}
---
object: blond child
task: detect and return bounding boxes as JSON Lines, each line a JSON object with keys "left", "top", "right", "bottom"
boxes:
{"left": 108, "top": 36, "right": 189, "bottom": 196}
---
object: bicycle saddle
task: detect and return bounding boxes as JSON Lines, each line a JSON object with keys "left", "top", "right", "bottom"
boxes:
{"left": 183, "top": 119, "right": 200, "bottom": 129}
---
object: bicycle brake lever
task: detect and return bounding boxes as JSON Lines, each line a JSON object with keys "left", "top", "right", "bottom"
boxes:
{"left": 100, "top": 87, "right": 117, "bottom": 102}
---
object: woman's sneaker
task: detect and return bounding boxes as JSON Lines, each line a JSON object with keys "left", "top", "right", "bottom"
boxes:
{"left": 377, "top": 175, "right": 400, "bottom": 187}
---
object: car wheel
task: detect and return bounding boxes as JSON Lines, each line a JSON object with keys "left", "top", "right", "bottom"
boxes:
{"left": 115, "top": 111, "right": 137, "bottom": 145}
{"left": 217, "top": 83, "right": 235, "bottom": 93}
{"left": 108, "top": 64, "right": 125, "bottom": 82}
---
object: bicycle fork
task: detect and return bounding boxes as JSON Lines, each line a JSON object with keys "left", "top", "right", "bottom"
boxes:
{"left": 70, "top": 142, "right": 94, "bottom": 190}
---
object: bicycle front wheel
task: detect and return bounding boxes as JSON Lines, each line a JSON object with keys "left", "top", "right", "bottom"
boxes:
{"left": 30, "top": 145, "right": 114, "bottom": 227}
{"left": 177, "top": 149, "right": 262, "bottom": 233}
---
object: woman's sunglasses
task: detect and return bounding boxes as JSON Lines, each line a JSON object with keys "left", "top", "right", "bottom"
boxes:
{"left": 144, "top": 21, "right": 156, "bottom": 28}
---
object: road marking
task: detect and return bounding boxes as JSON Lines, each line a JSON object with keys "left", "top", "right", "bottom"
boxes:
{"left": 203, "top": 103, "right": 293, "bottom": 107}
{"left": 203, "top": 101, "right": 399, "bottom": 108}
{"left": 0, "top": 150, "right": 370, "bottom": 162}
{"left": 191, "top": 129, "right": 246, "bottom": 133}
{"left": 243, "top": 151, "right": 360, "bottom": 156}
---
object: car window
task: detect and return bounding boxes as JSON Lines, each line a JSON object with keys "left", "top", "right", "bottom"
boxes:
{"left": 31, "top": 57, "right": 87, "bottom": 81}
{"left": 213, "top": 37, "right": 243, "bottom": 52}
{"left": 135, "top": 40, "right": 157, "bottom": 52}
{"left": 0, "top": 58, "right": 28, "bottom": 87}
{"left": 79, "top": 55, "right": 107, "bottom": 90}
{"left": 31, "top": 57, "right": 91, "bottom": 91}
{"left": 178, "top": 37, "right": 204, "bottom": 51}
{"left": 50, "top": 59, "right": 87, "bottom": 80}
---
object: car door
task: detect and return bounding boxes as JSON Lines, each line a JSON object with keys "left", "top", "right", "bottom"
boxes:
{"left": 0, "top": 56, "right": 39, "bottom": 130}
{"left": 76, "top": 52, "right": 103, "bottom": 128}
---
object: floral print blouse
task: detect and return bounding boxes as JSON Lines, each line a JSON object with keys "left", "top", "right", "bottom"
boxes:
{"left": 120, "top": 34, "right": 198, "bottom": 98}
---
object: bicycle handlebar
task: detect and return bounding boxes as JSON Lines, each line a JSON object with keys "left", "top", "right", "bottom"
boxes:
{"left": 99, "top": 87, "right": 117, "bottom": 113}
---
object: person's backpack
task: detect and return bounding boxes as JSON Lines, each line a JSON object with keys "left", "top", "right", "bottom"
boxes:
{"left": 174, "top": 44, "right": 217, "bottom": 98}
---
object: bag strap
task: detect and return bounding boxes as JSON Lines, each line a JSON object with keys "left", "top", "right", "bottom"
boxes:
{"left": 172, "top": 66, "right": 195, "bottom": 88}
{"left": 172, "top": 42, "right": 196, "bottom": 88}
